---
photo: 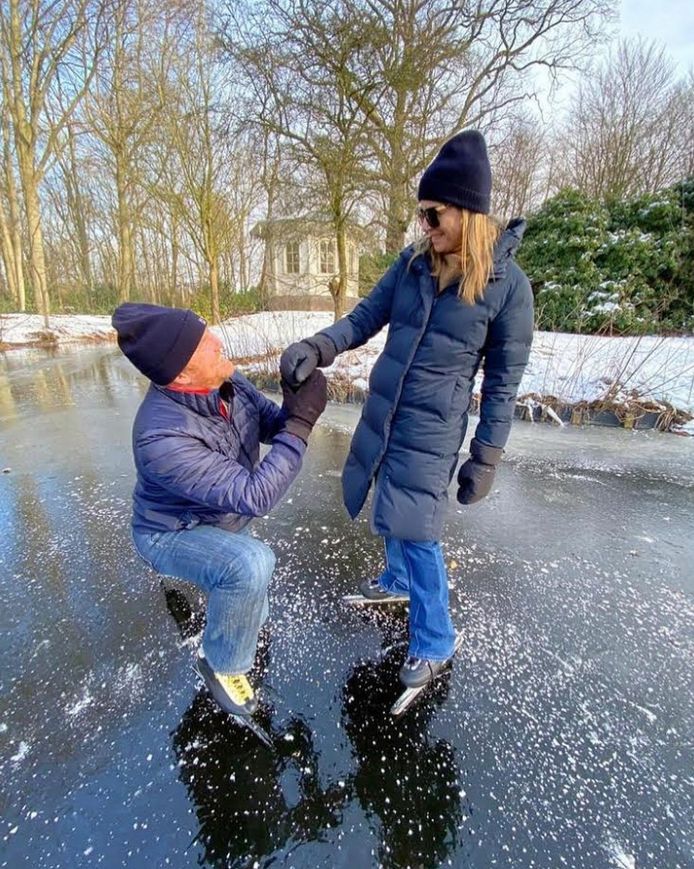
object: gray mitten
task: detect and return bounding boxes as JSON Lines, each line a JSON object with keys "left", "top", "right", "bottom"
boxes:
{"left": 280, "top": 334, "right": 337, "bottom": 387}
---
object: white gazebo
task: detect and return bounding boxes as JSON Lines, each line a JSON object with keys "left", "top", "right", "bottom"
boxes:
{"left": 252, "top": 214, "right": 363, "bottom": 311}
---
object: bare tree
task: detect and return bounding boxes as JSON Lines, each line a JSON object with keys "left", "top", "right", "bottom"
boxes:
{"left": 47, "top": 121, "right": 93, "bottom": 293}
{"left": 155, "top": 12, "right": 247, "bottom": 323}
{"left": 0, "top": 98, "right": 26, "bottom": 308}
{"left": 0, "top": 0, "right": 105, "bottom": 325}
{"left": 222, "top": 138, "right": 264, "bottom": 291}
{"left": 335, "top": 0, "right": 615, "bottom": 252}
{"left": 489, "top": 111, "right": 549, "bottom": 219}
{"left": 254, "top": 133, "right": 283, "bottom": 308}
{"left": 563, "top": 38, "right": 690, "bottom": 200}
{"left": 82, "top": 0, "right": 183, "bottom": 302}
{"left": 223, "top": 0, "right": 376, "bottom": 319}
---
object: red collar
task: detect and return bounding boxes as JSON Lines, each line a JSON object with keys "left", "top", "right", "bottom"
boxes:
{"left": 166, "top": 383, "right": 213, "bottom": 395}
{"left": 164, "top": 381, "right": 230, "bottom": 419}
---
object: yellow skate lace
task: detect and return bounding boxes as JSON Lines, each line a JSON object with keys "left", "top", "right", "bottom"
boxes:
{"left": 216, "top": 673, "right": 254, "bottom": 705}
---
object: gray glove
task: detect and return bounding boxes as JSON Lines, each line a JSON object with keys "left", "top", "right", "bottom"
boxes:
{"left": 456, "top": 438, "right": 503, "bottom": 505}
{"left": 280, "top": 334, "right": 337, "bottom": 388}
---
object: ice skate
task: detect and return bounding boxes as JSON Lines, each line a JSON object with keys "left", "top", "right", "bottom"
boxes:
{"left": 343, "top": 577, "right": 410, "bottom": 606}
{"left": 193, "top": 653, "right": 273, "bottom": 747}
{"left": 390, "top": 633, "right": 464, "bottom": 717}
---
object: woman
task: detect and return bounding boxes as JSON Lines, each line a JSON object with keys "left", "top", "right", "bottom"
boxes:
{"left": 281, "top": 130, "right": 534, "bottom": 689}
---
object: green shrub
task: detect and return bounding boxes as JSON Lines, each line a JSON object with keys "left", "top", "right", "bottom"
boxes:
{"left": 518, "top": 182, "right": 694, "bottom": 335}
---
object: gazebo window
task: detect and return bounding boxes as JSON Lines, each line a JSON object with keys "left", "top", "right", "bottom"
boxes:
{"left": 285, "top": 241, "right": 301, "bottom": 274}
{"left": 319, "top": 239, "right": 336, "bottom": 274}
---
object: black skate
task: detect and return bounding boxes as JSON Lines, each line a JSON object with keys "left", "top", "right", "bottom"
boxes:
{"left": 390, "top": 633, "right": 464, "bottom": 717}
{"left": 343, "top": 577, "right": 410, "bottom": 606}
{"left": 399, "top": 656, "right": 452, "bottom": 688}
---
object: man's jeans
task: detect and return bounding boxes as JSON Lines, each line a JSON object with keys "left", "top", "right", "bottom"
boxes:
{"left": 378, "top": 537, "right": 456, "bottom": 661}
{"left": 132, "top": 525, "right": 275, "bottom": 675}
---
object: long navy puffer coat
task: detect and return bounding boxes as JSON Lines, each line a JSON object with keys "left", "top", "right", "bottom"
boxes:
{"left": 319, "top": 219, "right": 534, "bottom": 542}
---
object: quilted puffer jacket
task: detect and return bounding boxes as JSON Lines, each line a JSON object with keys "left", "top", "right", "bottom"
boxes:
{"left": 130, "top": 372, "right": 305, "bottom": 535}
{"left": 319, "top": 219, "right": 534, "bottom": 541}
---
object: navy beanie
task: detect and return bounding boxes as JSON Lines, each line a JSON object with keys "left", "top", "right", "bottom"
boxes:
{"left": 417, "top": 130, "right": 492, "bottom": 214}
{"left": 112, "top": 302, "right": 206, "bottom": 385}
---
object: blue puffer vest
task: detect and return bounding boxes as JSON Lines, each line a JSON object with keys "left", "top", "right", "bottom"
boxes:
{"left": 131, "top": 372, "right": 305, "bottom": 535}
{"left": 320, "top": 219, "right": 534, "bottom": 542}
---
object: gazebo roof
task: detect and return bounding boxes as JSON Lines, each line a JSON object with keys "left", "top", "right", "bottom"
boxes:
{"left": 251, "top": 212, "right": 366, "bottom": 242}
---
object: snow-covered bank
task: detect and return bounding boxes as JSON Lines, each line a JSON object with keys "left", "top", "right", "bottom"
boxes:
{"left": 2, "top": 311, "right": 693, "bottom": 432}
{"left": 0, "top": 313, "right": 114, "bottom": 348}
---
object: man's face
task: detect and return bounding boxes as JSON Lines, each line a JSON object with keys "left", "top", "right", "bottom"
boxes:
{"left": 178, "top": 328, "right": 235, "bottom": 390}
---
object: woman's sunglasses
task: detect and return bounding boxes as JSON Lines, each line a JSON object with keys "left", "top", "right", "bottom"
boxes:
{"left": 416, "top": 204, "right": 448, "bottom": 229}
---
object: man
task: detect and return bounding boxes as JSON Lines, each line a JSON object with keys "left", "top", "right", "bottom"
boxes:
{"left": 112, "top": 302, "right": 327, "bottom": 716}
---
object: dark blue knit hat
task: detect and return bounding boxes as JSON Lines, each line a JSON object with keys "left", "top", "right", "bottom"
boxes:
{"left": 112, "top": 302, "right": 206, "bottom": 385}
{"left": 417, "top": 130, "right": 492, "bottom": 214}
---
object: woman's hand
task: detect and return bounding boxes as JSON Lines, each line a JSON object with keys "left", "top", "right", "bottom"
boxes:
{"left": 280, "top": 334, "right": 337, "bottom": 387}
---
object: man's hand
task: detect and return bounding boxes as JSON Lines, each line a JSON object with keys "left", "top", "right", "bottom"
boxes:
{"left": 281, "top": 370, "right": 328, "bottom": 442}
{"left": 456, "top": 438, "right": 503, "bottom": 505}
{"left": 280, "top": 334, "right": 337, "bottom": 388}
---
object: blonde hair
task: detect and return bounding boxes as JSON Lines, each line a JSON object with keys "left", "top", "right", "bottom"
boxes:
{"left": 412, "top": 210, "right": 501, "bottom": 304}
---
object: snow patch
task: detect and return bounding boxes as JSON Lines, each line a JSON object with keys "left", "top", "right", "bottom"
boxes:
{"left": 66, "top": 687, "right": 94, "bottom": 717}
{"left": 0, "top": 313, "right": 114, "bottom": 346}
{"left": 605, "top": 836, "right": 636, "bottom": 869}
{"left": 10, "top": 741, "right": 31, "bottom": 764}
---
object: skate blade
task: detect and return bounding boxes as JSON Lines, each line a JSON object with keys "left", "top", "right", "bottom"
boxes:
{"left": 232, "top": 714, "right": 274, "bottom": 748}
{"left": 192, "top": 664, "right": 273, "bottom": 748}
{"left": 390, "top": 633, "right": 465, "bottom": 717}
{"left": 390, "top": 686, "right": 424, "bottom": 716}
{"left": 342, "top": 594, "right": 409, "bottom": 605}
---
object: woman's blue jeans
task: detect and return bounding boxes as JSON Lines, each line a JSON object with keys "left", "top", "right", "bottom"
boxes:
{"left": 378, "top": 537, "right": 456, "bottom": 661}
{"left": 132, "top": 525, "right": 274, "bottom": 675}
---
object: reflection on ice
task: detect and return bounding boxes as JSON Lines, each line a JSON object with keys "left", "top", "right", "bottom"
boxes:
{"left": 0, "top": 346, "right": 692, "bottom": 867}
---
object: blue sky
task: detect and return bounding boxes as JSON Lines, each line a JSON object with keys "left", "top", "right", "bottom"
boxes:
{"left": 531, "top": 0, "right": 692, "bottom": 118}
{"left": 621, "top": 0, "right": 694, "bottom": 74}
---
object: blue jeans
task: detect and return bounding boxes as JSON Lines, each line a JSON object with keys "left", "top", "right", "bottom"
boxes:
{"left": 378, "top": 537, "right": 456, "bottom": 661}
{"left": 132, "top": 525, "right": 275, "bottom": 675}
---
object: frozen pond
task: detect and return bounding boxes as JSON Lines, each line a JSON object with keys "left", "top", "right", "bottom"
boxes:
{"left": 1, "top": 346, "right": 693, "bottom": 868}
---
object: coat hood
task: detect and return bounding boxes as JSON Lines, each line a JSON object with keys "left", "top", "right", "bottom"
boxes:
{"left": 492, "top": 218, "right": 526, "bottom": 280}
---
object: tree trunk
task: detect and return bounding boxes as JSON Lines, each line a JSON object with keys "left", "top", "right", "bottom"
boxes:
{"left": 238, "top": 219, "right": 248, "bottom": 291}
{"left": 257, "top": 222, "right": 274, "bottom": 310}
{"left": 0, "top": 203, "right": 18, "bottom": 304}
{"left": 1, "top": 110, "right": 25, "bottom": 309}
{"left": 116, "top": 152, "right": 135, "bottom": 302}
{"left": 334, "top": 223, "right": 348, "bottom": 321}
{"left": 230, "top": 253, "right": 243, "bottom": 293}
{"left": 209, "top": 257, "right": 221, "bottom": 324}
{"left": 14, "top": 122, "right": 49, "bottom": 322}
{"left": 65, "top": 126, "right": 92, "bottom": 292}
{"left": 22, "top": 168, "right": 51, "bottom": 326}
{"left": 384, "top": 145, "right": 410, "bottom": 255}
{"left": 170, "top": 210, "right": 179, "bottom": 302}
{"left": 9, "top": 183, "right": 25, "bottom": 311}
